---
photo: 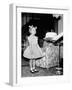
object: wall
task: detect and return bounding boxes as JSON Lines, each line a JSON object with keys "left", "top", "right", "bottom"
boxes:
{"left": 58, "top": 15, "right": 63, "bottom": 34}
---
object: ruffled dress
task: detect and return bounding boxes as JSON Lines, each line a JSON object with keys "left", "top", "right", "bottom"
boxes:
{"left": 23, "top": 35, "right": 43, "bottom": 59}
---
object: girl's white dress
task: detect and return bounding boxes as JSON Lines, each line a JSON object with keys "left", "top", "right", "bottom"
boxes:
{"left": 23, "top": 35, "right": 43, "bottom": 59}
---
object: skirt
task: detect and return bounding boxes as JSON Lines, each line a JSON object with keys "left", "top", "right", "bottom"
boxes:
{"left": 23, "top": 45, "right": 43, "bottom": 59}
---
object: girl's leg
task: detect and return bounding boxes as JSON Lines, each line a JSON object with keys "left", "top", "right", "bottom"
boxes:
{"left": 32, "top": 59, "right": 35, "bottom": 70}
{"left": 29, "top": 59, "right": 33, "bottom": 71}
{"left": 30, "top": 59, "right": 38, "bottom": 72}
{"left": 33, "top": 60, "right": 38, "bottom": 72}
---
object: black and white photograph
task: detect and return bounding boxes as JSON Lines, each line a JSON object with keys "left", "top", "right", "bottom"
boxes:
{"left": 21, "top": 12, "right": 63, "bottom": 77}
{"left": 9, "top": 4, "right": 71, "bottom": 86}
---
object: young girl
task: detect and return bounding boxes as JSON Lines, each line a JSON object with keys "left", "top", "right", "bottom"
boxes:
{"left": 23, "top": 25, "right": 43, "bottom": 73}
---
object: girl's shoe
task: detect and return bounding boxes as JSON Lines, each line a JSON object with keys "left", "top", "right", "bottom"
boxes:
{"left": 30, "top": 69, "right": 35, "bottom": 73}
{"left": 34, "top": 69, "right": 39, "bottom": 72}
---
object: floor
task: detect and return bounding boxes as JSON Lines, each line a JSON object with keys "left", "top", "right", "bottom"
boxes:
{"left": 21, "top": 65, "right": 63, "bottom": 77}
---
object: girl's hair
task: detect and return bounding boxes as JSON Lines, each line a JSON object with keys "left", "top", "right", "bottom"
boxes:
{"left": 29, "top": 25, "right": 37, "bottom": 33}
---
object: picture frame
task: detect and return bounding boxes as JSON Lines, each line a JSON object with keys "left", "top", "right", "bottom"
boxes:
{"left": 9, "top": 4, "right": 70, "bottom": 86}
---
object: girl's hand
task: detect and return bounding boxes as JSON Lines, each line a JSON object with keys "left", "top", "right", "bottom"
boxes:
{"left": 43, "top": 52, "right": 46, "bottom": 57}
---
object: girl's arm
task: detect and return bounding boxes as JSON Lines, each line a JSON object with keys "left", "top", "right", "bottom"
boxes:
{"left": 24, "top": 37, "right": 29, "bottom": 49}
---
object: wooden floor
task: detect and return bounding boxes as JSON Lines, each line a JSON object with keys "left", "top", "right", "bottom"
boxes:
{"left": 21, "top": 66, "right": 63, "bottom": 77}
